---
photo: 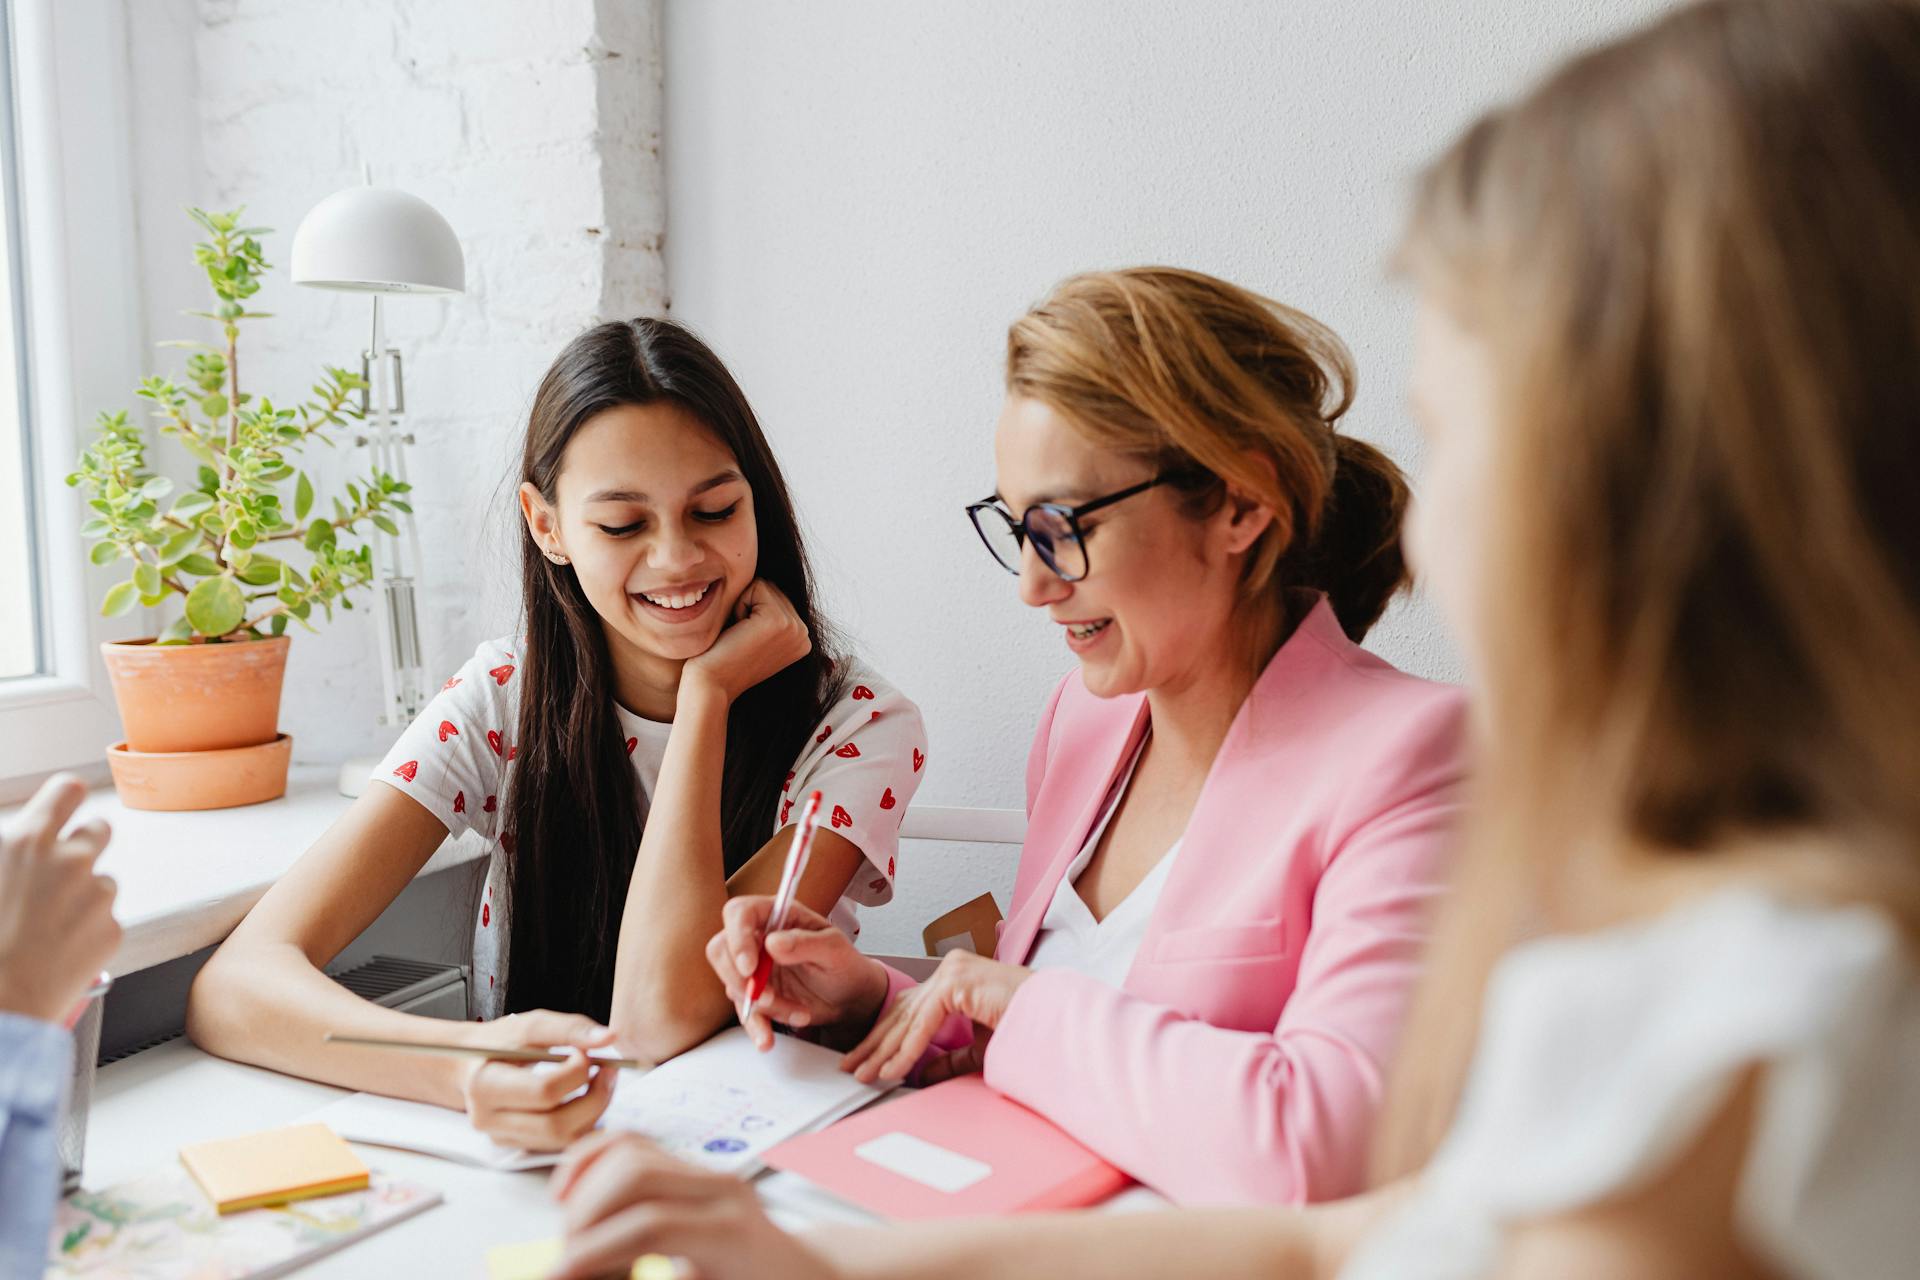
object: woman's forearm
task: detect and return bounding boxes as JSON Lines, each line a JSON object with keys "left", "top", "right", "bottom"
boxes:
{"left": 822, "top": 1203, "right": 1355, "bottom": 1280}
{"left": 187, "top": 939, "right": 474, "bottom": 1108}
{"left": 610, "top": 677, "right": 737, "bottom": 1060}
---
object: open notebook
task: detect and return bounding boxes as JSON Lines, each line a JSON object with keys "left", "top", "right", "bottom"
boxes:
{"left": 304, "top": 1028, "right": 890, "bottom": 1174}
{"left": 48, "top": 1168, "right": 439, "bottom": 1279}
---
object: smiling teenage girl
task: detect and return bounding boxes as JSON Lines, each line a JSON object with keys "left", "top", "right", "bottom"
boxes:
{"left": 186, "top": 319, "right": 925, "bottom": 1151}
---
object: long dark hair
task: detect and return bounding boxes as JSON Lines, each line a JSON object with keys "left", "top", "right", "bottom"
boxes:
{"left": 501, "top": 318, "right": 840, "bottom": 1022}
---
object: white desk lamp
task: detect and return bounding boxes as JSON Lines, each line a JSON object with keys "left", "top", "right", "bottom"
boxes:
{"left": 291, "top": 184, "right": 464, "bottom": 797}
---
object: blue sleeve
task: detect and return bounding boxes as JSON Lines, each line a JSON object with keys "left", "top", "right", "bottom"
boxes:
{"left": 0, "top": 1011, "right": 72, "bottom": 1279}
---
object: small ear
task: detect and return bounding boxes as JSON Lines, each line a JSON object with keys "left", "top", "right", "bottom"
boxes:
{"left": 1217, "top": 454, "right": 1279, "bottom": 556}
{"left": 519, "top": 481, "right": 561, "bottom": 551}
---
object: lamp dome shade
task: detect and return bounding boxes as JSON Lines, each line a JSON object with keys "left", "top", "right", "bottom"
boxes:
{"left": 291, "top": 186, "right": 464, "bottom": 294}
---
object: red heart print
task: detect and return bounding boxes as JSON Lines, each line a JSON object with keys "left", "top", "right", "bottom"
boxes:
{"left": 780, "top": 799, "right": 792, "bottom": 823}
{"left": 392, "top": 760, "right": 418, "bottom": 782}
{"left": 486, "top": 730, "right": 503, "bottom": 756}
{"left": 913, "top": 748, "right": 925, "bottom": 773}
{"left": 489, "top": 974, "right": 494, "bottom": 989}
{"left": 481, "top": 902, "right": 490, "bottom": 927}
{"left": 887, "top": 855, "right": 896, "bottom": 877}
{"left": 438, "top": 720, "right": 458, "bottom": 742}
{"left": 505, "top": 651, "right": 516, "bottom": 660}
{"left": 870, "top": 711, "right": 881, "bottom": 722}
{"left": 483, "top": 794, "right": 498, "bottom": 813}
{"left": 454, "top": 790, "right": 466, "bottom": 814}
{"left": 879, "top": 788, "right": 896, "bottom": 810}
{"left": 869, "top": 877, "right": 887, "bottom": 893}
{"left": 784, "top": 770, "right": 794, "bottom": 792}
{"left": 443, "top": 676, "right": 462, "bottom": 690}
{"left": 507, "top": 745, "right": 519, "bottom": 761}
{"left": 489, "top": 663, "right": 514, "bottom": 686}
{"left": 834, "top": 742, "right": 861, "bottom": 759}
{"left": 852, "top": 685, "right": 874, "bottom": 700}
{"left": 831, "top": 805, "right": 852, "bottom": 829}
{"left": 815, "top": 725, "right": 831, "bottom": 744}
{"left": 625, "top": 737, "right": 638, "bottom": 756}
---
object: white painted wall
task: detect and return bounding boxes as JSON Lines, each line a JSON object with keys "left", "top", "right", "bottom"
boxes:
{"left": 120, "top": 0, "right": 665, "bottom": 762}
{"left": 661, "top": 0, "right": 1674, "bottom": 952}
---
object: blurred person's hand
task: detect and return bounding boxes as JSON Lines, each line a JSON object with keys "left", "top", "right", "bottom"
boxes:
{"left": 0, "top": 774, "right": 120, "bottom": 1024}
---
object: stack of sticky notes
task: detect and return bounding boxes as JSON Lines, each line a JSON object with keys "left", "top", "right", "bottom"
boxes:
{"left": 178, "top": 1122, "right": 370, "bottom": 1213}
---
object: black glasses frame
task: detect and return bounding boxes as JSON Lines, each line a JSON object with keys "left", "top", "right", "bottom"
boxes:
{"left": 964, "top": 471, "right": 1190, "bottom": 583}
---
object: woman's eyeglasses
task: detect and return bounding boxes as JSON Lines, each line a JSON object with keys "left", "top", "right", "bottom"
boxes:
{"left": 965, "top": 472, "right": 1191, "bottom": 583}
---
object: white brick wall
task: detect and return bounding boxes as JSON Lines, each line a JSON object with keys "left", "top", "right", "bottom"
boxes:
{"left": 122, "top": 0, "right": 665, "bottom": 761}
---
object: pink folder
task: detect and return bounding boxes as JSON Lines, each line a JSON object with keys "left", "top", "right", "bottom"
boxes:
{"left": 763, "top": 1075, "right": 1132, "bottom": 1219}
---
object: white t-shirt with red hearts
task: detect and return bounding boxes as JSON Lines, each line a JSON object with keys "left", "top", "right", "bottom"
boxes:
{"left": 374, "top": 637, "right": 928, "bottom": 1020}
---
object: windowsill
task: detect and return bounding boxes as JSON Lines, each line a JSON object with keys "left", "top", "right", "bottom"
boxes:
{"left": 0, "top": 765, "right": 488, "bottom": 976}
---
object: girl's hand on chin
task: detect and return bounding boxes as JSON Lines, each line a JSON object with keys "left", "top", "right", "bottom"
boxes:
{"left": 683, "top": 578, "right": 811, "bottom": 703}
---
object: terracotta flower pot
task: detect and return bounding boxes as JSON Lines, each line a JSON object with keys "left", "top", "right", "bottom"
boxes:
{"left": 99, "top": 635, "right": 291, "bottom": 753}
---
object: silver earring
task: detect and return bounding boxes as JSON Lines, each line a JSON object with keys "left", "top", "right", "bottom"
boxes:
{"left": 547, "top": 549, "right": 569, "bottom": 565}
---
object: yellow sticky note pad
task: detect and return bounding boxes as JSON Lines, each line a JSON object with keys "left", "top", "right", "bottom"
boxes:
{"left": 486, "top": 1238, "right": 676, "bottom": 1280}
{"left": 178, "top": 1122, "right": 369, "bottom": 1214}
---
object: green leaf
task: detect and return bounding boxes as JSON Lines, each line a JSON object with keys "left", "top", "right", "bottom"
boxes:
{"left": 100, "top": 581, "right": 138, "bottom": 617}
{"left": 156, "top": 617, "right": 194, "bottom": 645}
{"left": 371, "top": 514, "right": 399, "bottom": 536}
{"left": 171, "top": 492, "right": 214, "bottom": 520}
{"left": 79, "top": 518, "right": 110, "bottom": 537}
{"left": 303, "top": 520, "right": 335, "bottom": 552}
{"left": 185, "top": 576, "right": 245, "bottom": 637}
{"left": 138, "top": 476, "right": 175, "bottom": 501}
{"left": 133, "top": 562, "right": 161, "bottom": 597}
{"left": 292, "top": 472, "right": 314, "bottom": 522}
{"left": 238, "top": 554, "right": 283, "bottom": 586}
{"left": 269, "top": 613, "right": 288, "bottom": 636}
{"left": 228, "top": 521, "right": 257, "bottom": 549}
{"left": 160, "top": 528, "right": 200, "bottom": 565}
{"left": 177, "top": 553, "right": 221, "bottom": 577}
{"left": 89, "top": 541, "right": 120, "bottom": 566}
{"left": 197, "top": 466, "right": 220, "bottom": 492}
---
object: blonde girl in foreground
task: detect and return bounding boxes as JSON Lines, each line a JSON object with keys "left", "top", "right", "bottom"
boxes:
{"left": 539, "top": 0, "right": 1920, "bottom": 1275}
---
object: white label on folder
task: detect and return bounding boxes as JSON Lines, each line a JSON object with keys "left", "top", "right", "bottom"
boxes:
{"left": 853, "top": 1132, "right": 993, "bottom": 1193}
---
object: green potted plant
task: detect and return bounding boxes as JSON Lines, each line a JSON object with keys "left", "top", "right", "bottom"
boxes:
{"left": 68, "top": 207, "right": 412, "bottom": 810}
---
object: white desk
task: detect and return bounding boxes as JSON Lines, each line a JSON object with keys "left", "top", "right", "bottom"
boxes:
{"left": 85, "top": 1037, "right": 1166, "bottom": 1275}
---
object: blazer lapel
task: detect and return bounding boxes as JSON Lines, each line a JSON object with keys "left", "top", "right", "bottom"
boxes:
{"left": 998, "top": 692, "right": 1151, "bottom": 964}
{"left": 1123, "top": 596, "right": 1348, "bottom": 983}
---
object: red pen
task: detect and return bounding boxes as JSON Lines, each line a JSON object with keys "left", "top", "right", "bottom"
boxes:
{"left": 740, "top": 789, "right": 824, "bottom": 1026}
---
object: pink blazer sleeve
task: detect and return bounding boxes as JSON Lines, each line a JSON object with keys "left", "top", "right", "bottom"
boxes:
{"left": 982, "top": 697, "right": 1463, "bottom": 1205}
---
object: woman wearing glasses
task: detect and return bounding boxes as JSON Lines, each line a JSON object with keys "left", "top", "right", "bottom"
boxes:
{"left": 706, "top": 267, "right": 1467, "bottom": 1206}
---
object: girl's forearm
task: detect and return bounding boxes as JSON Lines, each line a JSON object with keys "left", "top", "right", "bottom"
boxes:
{"left": 187, "top": 940, "right": 473, "bottom": 1108}
{"left": 609, "top": 677, "right": 737, "bottom": 1060}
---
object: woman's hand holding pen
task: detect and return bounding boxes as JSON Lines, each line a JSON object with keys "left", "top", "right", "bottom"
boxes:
{"left": 707, "top": 896, "right": 889, "bottom": 1051}
{"left": 841, "top": 950, "right": 1033, "bottom": 1086}
{"left": 458, "top": 1009, "right": 621, "bottom": 1151}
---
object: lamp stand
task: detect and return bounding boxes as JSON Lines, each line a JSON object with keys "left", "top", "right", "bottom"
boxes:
{"left": 337, "top": 293, "right": 432, "bottom": 798}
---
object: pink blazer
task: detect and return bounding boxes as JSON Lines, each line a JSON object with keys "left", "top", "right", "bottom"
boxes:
{"left": 884, "top": 597, "right": 1466, "bottom": 1206}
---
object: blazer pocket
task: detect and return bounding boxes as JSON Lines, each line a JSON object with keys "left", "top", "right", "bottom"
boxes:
{"left": 1153, "top": 917, "right": 1288, "bottom": 964}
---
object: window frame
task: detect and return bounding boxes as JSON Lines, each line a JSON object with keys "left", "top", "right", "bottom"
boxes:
{"left": 0, "top": 0, "right": 149, "bottom": 796}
